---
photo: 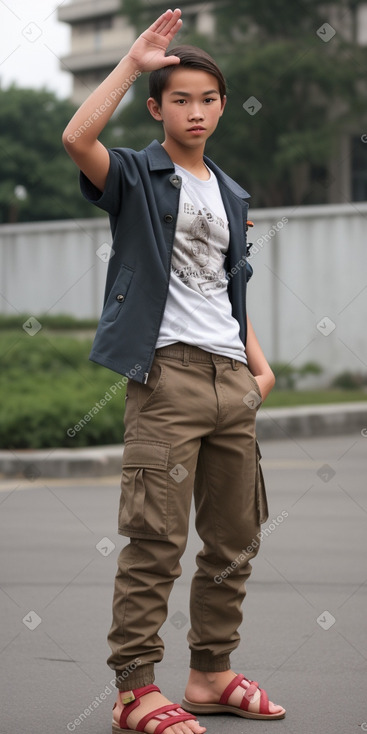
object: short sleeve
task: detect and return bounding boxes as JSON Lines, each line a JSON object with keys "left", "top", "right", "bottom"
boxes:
{"left": 79, "top": 148, "right": 124, "bottom": 217}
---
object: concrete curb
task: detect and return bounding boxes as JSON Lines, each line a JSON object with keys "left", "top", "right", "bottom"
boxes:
{"left": 256, "top": 400, "right": 367, "bottom": 440}
{"left": 0, "top": 445, "right": 123, "bottom": 481}
{"left": 1, "top": 402, "right": 366, "bottom": 479}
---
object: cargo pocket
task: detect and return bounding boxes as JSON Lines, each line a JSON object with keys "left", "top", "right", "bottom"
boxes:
{"left": 118, "top": 440, "right": 170, "bottom": 539}
{"left": 255, "top": 440, "right": 269, "bottom": 524}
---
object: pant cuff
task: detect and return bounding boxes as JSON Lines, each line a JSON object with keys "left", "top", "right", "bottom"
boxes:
{"left": 114, "top": 663, "right": 155, "bottom": 691}
{"left": 190, "top": 652, "right": 231, "bottom": 672}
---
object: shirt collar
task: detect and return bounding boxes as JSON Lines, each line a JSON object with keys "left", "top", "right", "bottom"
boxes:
{"left": 145, "top": 139, "right": 250, "bottom": 200}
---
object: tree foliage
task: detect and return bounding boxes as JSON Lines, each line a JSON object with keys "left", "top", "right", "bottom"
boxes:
{"left": 212, "top": 0, "right": 337, "bottom": 40}
{"left": 207, "top": 35, "right": 367, "bottom": 205}
{"left": 2, "top": 2, "right": 365, "bottom": 220}
{"left": 117, "top": 0, "right": 367, "bottom": 206}
{"left": 0, "top": 86, "right": 106, "bottom": 223}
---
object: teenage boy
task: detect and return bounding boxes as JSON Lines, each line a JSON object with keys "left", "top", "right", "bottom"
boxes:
{"left": 63, "top": 7, "right": 285, "bottom": 734}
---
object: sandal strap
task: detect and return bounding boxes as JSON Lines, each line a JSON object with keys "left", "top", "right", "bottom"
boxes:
{"left": 258, "top": 686, "right": 270, "bottom": 715}
{"left": 239, "top": 679, "right": 271, "bottom": 716}
{"left": 239, "top": 681, "right": 258, "bottom": 711}
{"left": 219, "top": 673, "right": 245, "bottom": 704}
{"left": 137, "top": 704, "right": 197, "bottom": 734}
{"left": 121, "top": 684, "right": 160, "bottom": 704}
{"left": 219, "top": 674, "right": 272, "bottom": 716}
{"left": 118, "top": 684, "right": 160, "bottom": 730}
{"left": 118, "top": 686, "right": 197, "bottom": 733}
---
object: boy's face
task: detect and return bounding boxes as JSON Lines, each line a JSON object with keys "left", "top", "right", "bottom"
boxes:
{"left": 147, "top": 67, "right": 226, "bottom": 149}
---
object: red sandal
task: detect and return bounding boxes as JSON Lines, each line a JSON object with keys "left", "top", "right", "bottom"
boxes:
{"left": 182, "top": 673, "right": 285, "bottom": 720}
{"left": 112, "top": 684, "right": 200, "bottom": 733}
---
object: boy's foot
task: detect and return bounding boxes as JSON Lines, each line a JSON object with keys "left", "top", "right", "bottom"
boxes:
{"left": 112, "top": 685, "right": 206, "bottom": 733}
{"left": 183, "top": 669, "right": 286, "bottom": 719}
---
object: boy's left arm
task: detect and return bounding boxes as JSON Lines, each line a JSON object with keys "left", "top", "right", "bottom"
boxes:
{"left": 245, "top": 315, "right": 276, "bottom": 402}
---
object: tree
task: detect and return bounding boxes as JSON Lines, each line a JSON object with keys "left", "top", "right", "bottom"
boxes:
{"left": 212, "top": 0, "right": 336, "bottom": 41}
{"left": 206, "top": 35, "right": 367, "bottom": 206}
{"left": 117, "top": 0, "right": 367, "bottom": 206}
{"left": 0, "top": 86, "right": 106, "bottom": 222}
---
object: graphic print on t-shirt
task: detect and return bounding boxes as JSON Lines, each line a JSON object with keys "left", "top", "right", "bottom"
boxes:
{"left": 171, "top": 167, "right": 230, "bottom": 298}
{"left": 155, "top": 162, "right": 247, "bottom": 363}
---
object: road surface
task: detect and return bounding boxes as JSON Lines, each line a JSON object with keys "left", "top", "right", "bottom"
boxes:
{"left": 0, "top": 434, "right": 366, "bottom": 734}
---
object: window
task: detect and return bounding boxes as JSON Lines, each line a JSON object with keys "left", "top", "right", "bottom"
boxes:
{"left": 74, "top": 16, "right": 113, "bottom": 34}
{"left": 95, "top": 17, "right": 113, "bottom": 32}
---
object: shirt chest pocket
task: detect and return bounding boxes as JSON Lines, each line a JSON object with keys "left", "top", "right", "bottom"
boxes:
{"left": 103, "top": 264, "right": 134, "bottom": 322}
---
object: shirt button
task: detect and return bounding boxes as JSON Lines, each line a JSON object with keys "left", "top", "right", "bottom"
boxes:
{"left": 169, "top": 174, "right": 181, "bottom": 188}
{"left": 116, "top": 294, "right": 125, "bottom": 302}
{"left": 164, "top": 214, "right": 174, "bottom": 223}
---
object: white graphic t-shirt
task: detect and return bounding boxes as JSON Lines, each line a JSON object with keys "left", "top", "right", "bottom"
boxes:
{"left": 156, "top": 162, "right": 248, "bottom": 363}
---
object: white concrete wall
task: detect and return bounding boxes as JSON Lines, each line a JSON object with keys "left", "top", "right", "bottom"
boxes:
{"left": 0, "top": 218, "right": 110, "bottom": 320}
{"left": 245, "top": 203, "right": 367, "bottom": 380}
{"left": 1, "top": 203, "right": 366, "bottom": 379}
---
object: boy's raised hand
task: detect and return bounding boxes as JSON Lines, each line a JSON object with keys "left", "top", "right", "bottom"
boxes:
{"left": 126, "top": 8, "right": 182, "bottom": 72}
{"left": 63, "top": 9, "right": 182, "bottom": 193}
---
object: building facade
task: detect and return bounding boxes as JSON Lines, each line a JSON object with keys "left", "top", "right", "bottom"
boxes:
{"left": 58, "top": 0, "right": 216, "bottom": 106}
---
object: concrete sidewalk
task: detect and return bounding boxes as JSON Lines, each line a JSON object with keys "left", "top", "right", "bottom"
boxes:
{"left": 1, "top": 401, "right": 366, "bottom": 479}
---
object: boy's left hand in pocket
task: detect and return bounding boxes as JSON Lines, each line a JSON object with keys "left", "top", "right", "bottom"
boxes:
{"left": 252, "top": 372, "right": 275, "bottom": 403}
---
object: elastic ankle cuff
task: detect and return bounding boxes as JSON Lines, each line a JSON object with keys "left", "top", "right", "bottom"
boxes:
{"left": 114, "top": 663, "right": 155, "bottom": 691}
{"left": 190, "top": 652, "right": 230, "bottom": 672}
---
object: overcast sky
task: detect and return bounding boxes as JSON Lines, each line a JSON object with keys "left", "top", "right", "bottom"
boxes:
{"left": 0, "top": 0, "right": 72, "bottom": 98}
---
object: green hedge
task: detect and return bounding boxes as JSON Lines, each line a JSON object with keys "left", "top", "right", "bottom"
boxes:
{"left": 1, "top": 323, "right": 366, "bottom": 449}
{"left": 0, "top": 313, "right": 98, "bottom": 330}
{"left": 0, "top": 330, "right": 127, "bottom": 449}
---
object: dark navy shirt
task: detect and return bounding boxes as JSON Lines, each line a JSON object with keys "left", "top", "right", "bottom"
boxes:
{"left": 80, "top": 139, "right": 251, "bottom": 384}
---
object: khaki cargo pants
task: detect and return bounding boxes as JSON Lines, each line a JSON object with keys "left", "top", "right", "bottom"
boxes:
{"left": 107, "top": 342, "right": 269, "bottom": 690}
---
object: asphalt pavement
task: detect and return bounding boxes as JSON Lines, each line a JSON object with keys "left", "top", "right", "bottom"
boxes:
{"left": 1, "top": 433, "right": 366, "bottom": 734}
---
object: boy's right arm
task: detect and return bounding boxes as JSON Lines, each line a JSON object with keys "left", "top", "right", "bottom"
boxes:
{"left": 62, "top": 8, "right": 182, "bottom": 193}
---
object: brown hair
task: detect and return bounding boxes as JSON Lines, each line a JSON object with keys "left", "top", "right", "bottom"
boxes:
{"left": 148, "top": 45, "right": 226, "bottom": 106}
